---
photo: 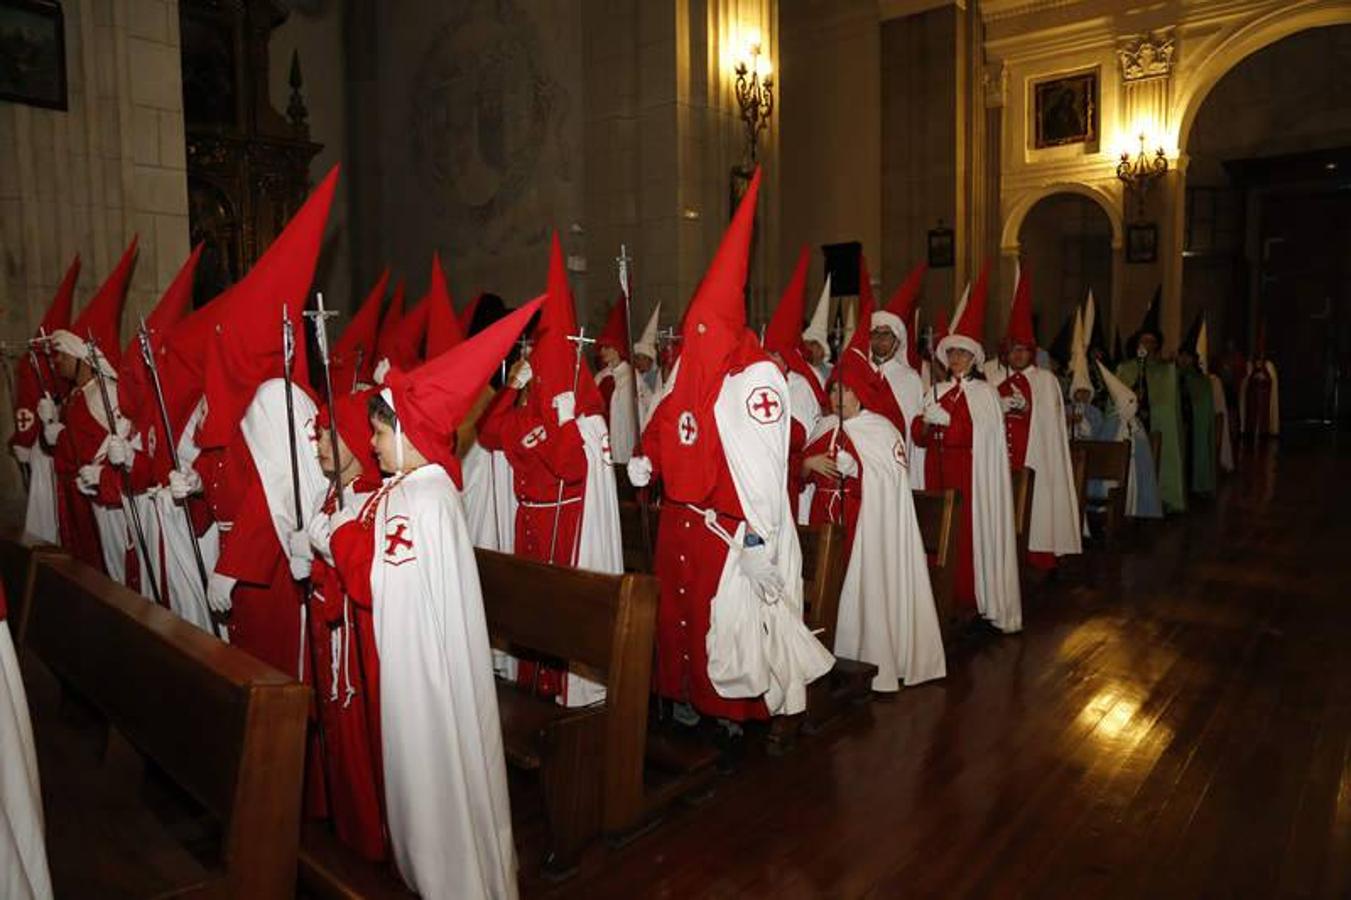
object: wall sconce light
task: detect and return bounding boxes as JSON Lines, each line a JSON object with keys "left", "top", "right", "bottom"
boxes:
{"left": 1116, "top": 132, "right": 1168, "bottom": 218}
{"left": 733, "top": 31, "right": 774, "bottom": 169}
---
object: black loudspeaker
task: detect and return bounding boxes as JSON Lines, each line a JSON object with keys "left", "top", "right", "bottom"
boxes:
{"left": 821, "top": 242, "right": 862, "bottom": 296}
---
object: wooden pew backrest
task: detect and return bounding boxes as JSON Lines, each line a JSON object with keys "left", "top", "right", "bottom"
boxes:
{"left": 913, "top": 489, "right": 960, "bottom": 634}
{"left": 1012, "top": 467, "right": 1035, "bottom": 558}
{"left": 0, "top": 527, "right": 66, "bottom": 645}
{"left": 798, "top": 523, "right": 846, "bottom": 651}
{"left": 475, "top": 549, "right": 658, "bottom": 832}
{"left": 24, "top": 556, "right": 309, "bottom": 900}
{"left": 617, "top": 500, "right": 653, "bottom": 573}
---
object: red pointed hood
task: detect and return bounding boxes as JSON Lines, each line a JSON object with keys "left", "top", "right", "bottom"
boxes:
{"left": 528, "top": 233, "right": 604, "bottom": 418}
{"left": 118, "top": 243, "right": 202, "bottom": 424}
{"left": 884, "top": 261, "right": 926, "bottom": 322}
{"left": 424, "top": 253, "right": 465, "bottom": 359}
{"left": 386, "top": 296, "right": 544, "bottom": 480}
{"left": 874, "top": 260, "right": 925, "bottom": 373}
{"left": 1005, "top": 261, "right": 1036, "bottom": 349}
{"left": 765, "top": 245, "right": 828, "bottom": 407}
{"left": 71, "top": 237, "right": 139, "bottom": 370}
{"left": 596, "top": 292, "right": 630, "bottom": 360}
{"left": 937, "top": 260, "right": 991, "bottom": 368}
{"left": 828, "top": 254, "right": 905, "bottom": 431}
{"left": 316, "top": 387, "right": 381, "bottom": 491}
{"left": 10, "top": 255, "right": 81, "bottom": 449}
{"left": 332, "top": 267, "right": 389, "bottom": 390}
{"left": 192, "top": 165, "right": 339, "bottom": 448}
{"left": 375, "top": 279, "right": 407, "bottom": 362}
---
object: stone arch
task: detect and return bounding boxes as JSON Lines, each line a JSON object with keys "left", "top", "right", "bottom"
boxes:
{"left": 1175, "top": 1, "right": 1351, "bottom": 153}
{"left": 1000, "top": 182, "right": 1123, "bottom": 253}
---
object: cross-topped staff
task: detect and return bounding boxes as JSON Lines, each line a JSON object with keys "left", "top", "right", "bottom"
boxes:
{"left": 547, "top": 325, "right": 594, "bottom": 565}
{"left": 137, "top": 320, "right": 227, "bottom": 639}
{"left": 617, "top": 244, "right": 653, "bottom": 552}
{"left": 827, "top": 306, "right": 846, "bottom": 525}
{"left": 304, "top": 293, "right": 345, "bottom": 511}
{"left": 85, "top": 333, "right": 161, "bottom": 606}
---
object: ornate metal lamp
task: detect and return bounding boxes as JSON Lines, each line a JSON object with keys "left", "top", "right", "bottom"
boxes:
{"left": 733, "top": 36, "right": 774, "bottom": 169}
{"left": 1117, "top": 133, "right": 1168, "bottom": 218}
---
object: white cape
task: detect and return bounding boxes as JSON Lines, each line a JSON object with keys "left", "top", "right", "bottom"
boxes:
{"left": 997, "top": 366, "right": 1081, "bottom": 557}
{"left": 461, "top": 440, "right": 501, "bottom": 551}
{"left": 0, "top": 620, "right": 52, "bottom": 900}
{"left": 817, "top": 412, "right": 945, "bottom": 690}
{"left": 636, "top": 368, "right": 664, "bottom": 432}
{"left": 937, "top": 378, "right": 1021, "bottom": 632}
{"left": 786, "top": 370, "right": 822, "bottom": 525}
{"left": 597, "top": 362, "right": 637, "bottom": 464}
{"left": 370, "top": 465, "right": 518, "bottom": 900}
{"left": 706, "top": 360, "right": 834, "bottom": 716}
{"left": 22, "top": 445, "right": 59, "bottom": 545}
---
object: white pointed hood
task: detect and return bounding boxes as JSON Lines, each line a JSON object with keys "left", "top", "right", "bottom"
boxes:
{"left": 1069, "top": 305, "right": 1093, "bottom": 397}
{"left": 634, "top": 302, "right": 661, "bottom": 359}
{"left": 802, "top": 274, "right": 832, "bottom": 346}
{"left": 1097, "top": 359, "right": 1138, "bottom": 420}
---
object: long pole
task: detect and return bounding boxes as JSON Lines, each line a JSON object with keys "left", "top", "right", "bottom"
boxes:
{"left": 85, "top": 334, "right": 161, "bottom": 606}
{"left": 548, "top": 325, "right": 593, "bottom": 565}
{"left": 616, "top": 245, "right": 652, "bottom": 553}
{"left": 283, "top": 304, "right": 336, "bottom": 823}
{"left": 137, "top": 322, "right": 227, "bottom": 639}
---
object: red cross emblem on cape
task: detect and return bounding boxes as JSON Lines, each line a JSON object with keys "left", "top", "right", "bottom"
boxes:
{"left": 677, "top": 411, "right": 698, "bottom": 446}
{"left": 745, "top": 386, "right": 783, "bottom": 424}
{"left": 147, "top": 426, "right": 158, "bottom": 458}
{"left": 521, "top": 425, "right": 548, "bottom": 449}
{"left": 382, "top": 515, "right": 416, "bottom": 566}
{"left": 893, "top": 438, "right": 908, "bottom": 468}
{"left": 15, "top": 408, "right": 33, "bottom": 433}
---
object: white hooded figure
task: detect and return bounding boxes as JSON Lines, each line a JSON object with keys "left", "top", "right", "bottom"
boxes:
{"left": 632, "top": 303, "right": 664, "bottom": 432}
{"left": 801, "top": 275, "right": 834, "bottom": 387}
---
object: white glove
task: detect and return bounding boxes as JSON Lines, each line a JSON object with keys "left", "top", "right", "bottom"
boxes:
{"left": 76, "top": 464, "right": 103, "bottom": 496}
{"left": 288, "top": 529, "right": 313, "bottom": 561}
{"left": 207, "top": 573, "right": 236, "bottom": 614}
{"left": 736, "top": 541, "right": 785, "bottom": 604}
{"left": 168, "top": 466, "right": 202, "bottom": 500}
{"left": 552, "top": 391, "right": 577, "bottom": 425}
{"left": 106, "top": 434, "right": 132, "bottom": 468}
{"left": 626, "top": 455, "right": 653, "bottom": 488}
{"left": 834, "top": 451, "right": 859, "bottom": 479}
{"left": 307, "top": 504, "right": 356, "bottom": 564}
{"left": 43, "top": 420, "right": 64, "bottom": 445}
{"left": 1001, "top": 391, "right": 1027, "bottom": 413}
{"left": 289, "top": 553, "right": 312, "bottom": 581}
{"left": 509, "top": 360, "right": 533, "bottom": 390}
{"left": 373, "top": 357, "right": 391, "bottom": 385}
{"left": 36, "top": 394, "right": 57, "bottom": 425}
{"left": 923, "top": 404, "right": 952, "bottom": 427}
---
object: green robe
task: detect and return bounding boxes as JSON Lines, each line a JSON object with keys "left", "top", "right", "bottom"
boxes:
{"left": 1180, "top": 368, "right": 1216, "bottom": 496}
{"left": 1116, "top": 357, "right": 1186, "bottom": 513}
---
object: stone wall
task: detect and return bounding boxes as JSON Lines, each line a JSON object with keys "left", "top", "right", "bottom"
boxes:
{"left": 0, "top": 0, "right": 190, "bottom": 503}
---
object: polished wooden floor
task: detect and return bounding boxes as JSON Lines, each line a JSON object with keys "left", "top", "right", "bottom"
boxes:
{"left": 523, "top": 431, "right": 1351, "bottom": 899}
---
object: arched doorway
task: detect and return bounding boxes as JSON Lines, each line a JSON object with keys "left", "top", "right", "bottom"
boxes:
{"left": 1016, "top": 192, "right": 1114, "bottom": 360}
{"left": 1182, "top": 24, "right": 1351, "bottom": 427}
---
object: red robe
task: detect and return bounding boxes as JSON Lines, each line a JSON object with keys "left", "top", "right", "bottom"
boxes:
{"left": 51, "top": 387, "right": 115, "bottom": 576}
{"left": 802, "top": 426, "right": 862, "bottom": 556}
{"left": 1243, "top": 366, "right": 1274, "bottom": 436}
{"left": 306, "top": 487, "right": 387, "bottom": 862}
{"left": 997, "top": 370, "right": 1054, "bottom": 571}
{"left": 788, "top": 417, "right": 808, "bottom": 508}
{"left": 193, "top": 434, "right": 304, "bottom": 677}
{"left": 645, "top": 379, "right": 768, "bottom": 723}
{"left": 911, "top": 384, "right": 976, "bottom": 610}
{"left": 476, "top": 387, "right": 588, "bottom": 564}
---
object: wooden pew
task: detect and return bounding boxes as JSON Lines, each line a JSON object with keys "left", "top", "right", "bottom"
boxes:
{"left": 477, "top": 548, "right": 659, "bottom": 879}
{"left": 0, "top": 526, "right": 67, "bottom": 644}
{"left": 22, "top": 555, "right": 309, "bottom": 899}
{"left": 618, "top": 499, "right": 654, "bottom": 574}
{"left": 792, "top": 522, "right": 869, "bottom": 735}
{"left": 1070, "top": 443, "right": 1088, "bottom": 537}
{"left": 1073, "top": 439, "right": 1131, "bottom": 545}
{"left": 1012, "top": 466, "right": 1036, "bottom": 565}
{"left": 913, "top": 489, "right": 962, "bottom": 641}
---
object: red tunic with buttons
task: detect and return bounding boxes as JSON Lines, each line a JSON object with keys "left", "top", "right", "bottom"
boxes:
{"left": 645, "top": 373, "right": 769, "bottom": 723}
{"left": 193, "top": 433, "right": 304, "bottom": 677}
{"left": 997, "top": 370, "right": 1056, "bottom": 571}
{"left": 476, "top": 387, "right": 588, "bottom": 566}
{"left": 802, "top": 426, "right": 862, "bottom": 557}
{"left": 51, "top": 386, "right": 116, "bottom": 576}
{"left": 305, "top": 486, "right": 387, "bottom": 862}
{"left": 911, "top": 383, "right": 977, "bottom": 610}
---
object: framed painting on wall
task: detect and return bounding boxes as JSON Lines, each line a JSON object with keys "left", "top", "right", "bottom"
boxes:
{"left": 1126, "top": 223, "right": 1158, "bottom": 264}
{"left": 1032, "top": 71, "right": 1097, "bottom": 149}
{"left": 0, "top": 0, "right": 67, "bottom": 111}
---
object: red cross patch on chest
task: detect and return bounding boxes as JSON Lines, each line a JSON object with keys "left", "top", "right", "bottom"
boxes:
{"left": 677, "top": 411, "right": 698, "bottom": 446}
{"left": 382, "top": 515, "right": 416, "bottom": 566}
{"left": 893, "top": 438, "right": 908, "bottom": 469}
{"left": 15, "top": 408, "right": 33, "bottom": 433}
{"left": 745, "top": 386, "right": 784, "bottom": 424}
{"left": 521, "top": 425, "right": 548, "bottom": 449}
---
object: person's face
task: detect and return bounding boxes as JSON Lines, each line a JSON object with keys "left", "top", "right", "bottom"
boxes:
{"left": 317, "top": 427, "right": 357, "bottom": 482}
{"left": 830, "top": 385, "right": 861, "bottom": 419}
{"left": 1072, "top": 388, "right": 1092, "bottom": 404}
{"left": 55, "top": 350, "right": 78, "bottom": 382}
{"left": 371, "top": 417, "right": 404, "bottom": 474}
{"left": 870, "top": 328, "right": 898, "bottom": 363}
{"left": 1138, "top": 333, "right": 1159, "bottom": 358}
{"left": 599, "top": 345, "right": 620, "bottom": 367}
{"left": 946, "top": 348, "right": 975, "bottom": 376}
{"left": 1008, "top": 344, "right": 1034, "bottom": 370}
{"left": 804, "top": 340, "right": 827, "bottom": 365}
{"left": 1177, "top": 350, "right": 1196, "bottom": 370}
{"left": 634, "top": 353, "right": 653, "bottom": 374}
